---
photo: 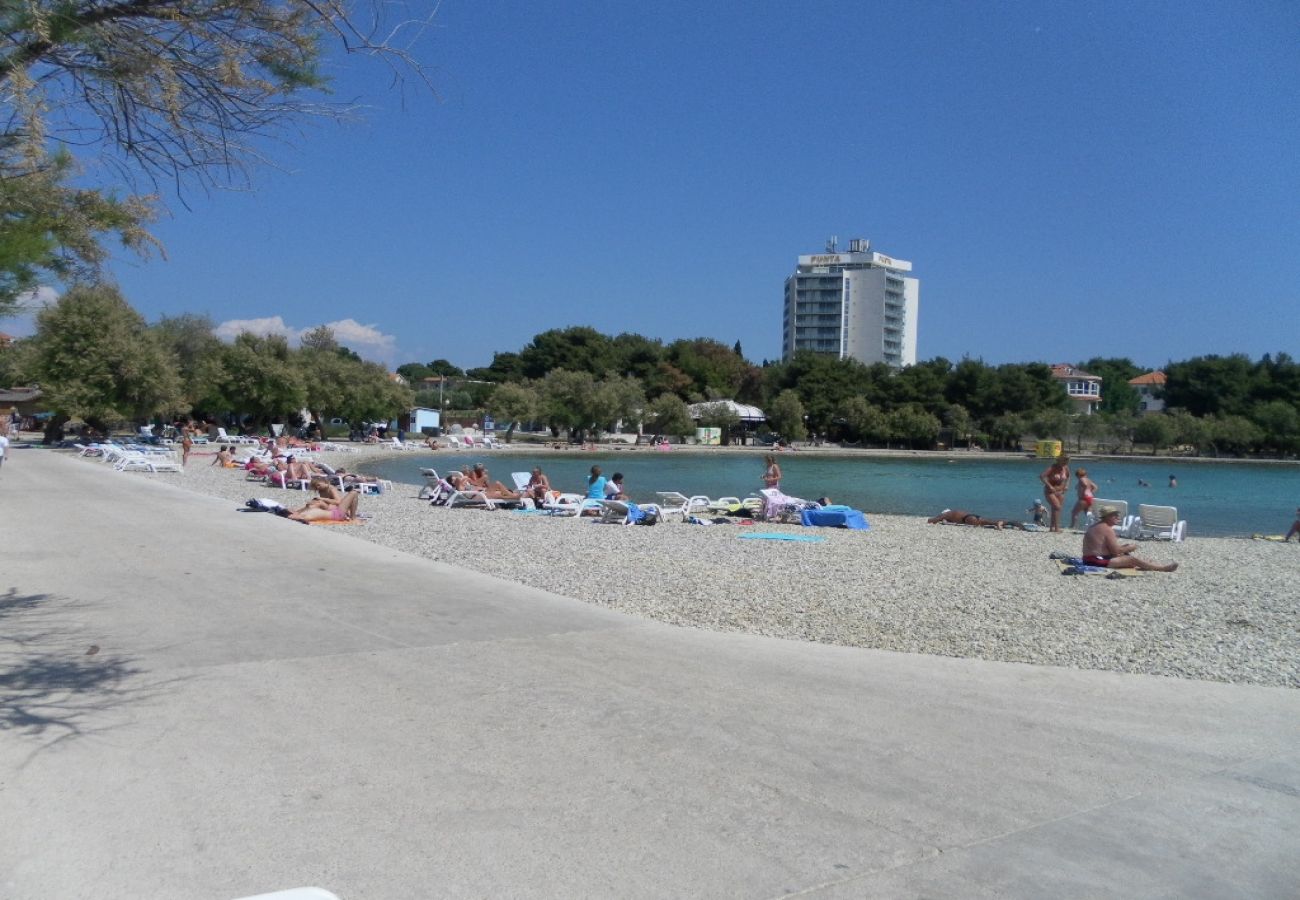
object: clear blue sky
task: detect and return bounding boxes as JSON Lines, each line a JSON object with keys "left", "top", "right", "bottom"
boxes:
{"left": 15, "top": 1, "right": 1299, "bottom": 372}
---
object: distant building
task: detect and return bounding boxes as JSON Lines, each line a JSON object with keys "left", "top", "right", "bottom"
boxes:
{"left": 0, "top": 331, "right": 15, "bottom": 348}
{"left": 782, "top": 238, "right": 919, "bottom": 368}
{"left": 1051, "top": 364, "right": 1102, "bottom": 415}
{"left": 1129, "top": 371, "right": 1166, "bottom": 414}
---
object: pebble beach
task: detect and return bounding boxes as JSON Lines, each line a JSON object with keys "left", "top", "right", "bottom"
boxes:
{"left": 95, "top": 445, "right": 1299, "bottom": 689}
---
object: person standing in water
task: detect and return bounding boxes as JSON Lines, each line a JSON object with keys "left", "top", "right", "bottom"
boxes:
{"left": 762, "top": 454, "right": 782, "bottom": 491}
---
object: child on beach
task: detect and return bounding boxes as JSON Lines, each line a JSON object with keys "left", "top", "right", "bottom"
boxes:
{"left": 1069, "top": 467, "right": 1098, "bottom": 530}
{"left": 1028, "top": 499, "right": 1046, "bottom": 526}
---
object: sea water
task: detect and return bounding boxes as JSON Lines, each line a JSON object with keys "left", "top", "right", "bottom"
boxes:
{"left": 362, "top": 450, "right": 1300, "bottom": 538}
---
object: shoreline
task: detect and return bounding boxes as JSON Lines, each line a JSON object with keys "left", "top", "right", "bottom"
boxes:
{"left": 67, "top": 445, "right": 1299, "bottom": 689}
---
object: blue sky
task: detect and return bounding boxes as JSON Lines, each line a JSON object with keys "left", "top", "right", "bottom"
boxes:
{"left": 11, "top": 1, "right": 1299, "bottom": 371}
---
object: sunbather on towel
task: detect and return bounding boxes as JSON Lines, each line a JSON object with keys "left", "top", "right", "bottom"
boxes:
{"left": 289, "top": 489, "right": 360, "bottom": 523}
{"left": 928, "top": 509, "right": 1011, "bottom": 529}
{"left": 1081, "top": 506, "right": 1178, "bottom": 571}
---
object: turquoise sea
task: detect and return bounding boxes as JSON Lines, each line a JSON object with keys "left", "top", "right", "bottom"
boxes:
{"left": 362, "top": 451, "right": 1300, "bottom": 539}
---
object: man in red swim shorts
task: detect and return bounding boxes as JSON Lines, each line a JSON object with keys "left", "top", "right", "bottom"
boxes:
{"left": 1081, "top": 506, "right": 1178, "bottom": 572}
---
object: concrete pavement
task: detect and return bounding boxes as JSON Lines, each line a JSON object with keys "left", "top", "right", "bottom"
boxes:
{"left": 2, "top": 449, "right": 1298, "bottom": 899}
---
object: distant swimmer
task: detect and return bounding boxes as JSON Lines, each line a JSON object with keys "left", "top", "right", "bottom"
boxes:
{"left": 1168, "top": 474, "right": 1178, "bottom": 488}
{"left": 1137, "top": 479, "right": 1151, "bottom": 488}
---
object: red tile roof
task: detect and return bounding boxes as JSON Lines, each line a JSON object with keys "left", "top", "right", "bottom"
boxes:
{"left": 1128, "top": 371, "right": 1166, "bottom": 386}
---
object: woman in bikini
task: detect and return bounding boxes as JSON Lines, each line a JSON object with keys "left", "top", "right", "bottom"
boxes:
{"left": 1069, "top": 467, "right": 1099, "bottom": 530}
{"left": 1039, "top": 453, "right": 1071, "bottom": 533}
{"left": 762, "top": 455, "right": 782, "bottom": 491}
{"left": 289, "top": 487, "right": 360, "bottom": 523}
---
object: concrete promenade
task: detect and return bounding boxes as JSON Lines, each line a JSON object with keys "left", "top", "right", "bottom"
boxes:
{"left": 2, "top": 449, "right": 1298, "bottom": 899}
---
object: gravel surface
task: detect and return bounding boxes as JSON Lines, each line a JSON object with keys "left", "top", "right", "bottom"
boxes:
{"left": 92, "top": 447, "right": 1300, "bottom": 688}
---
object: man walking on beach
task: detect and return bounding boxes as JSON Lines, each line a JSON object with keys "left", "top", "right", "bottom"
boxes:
{"left": 1082, "top": 506, "right": 1178, "bottom": 572}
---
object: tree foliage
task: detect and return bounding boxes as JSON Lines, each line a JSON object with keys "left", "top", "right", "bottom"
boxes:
{"left": 0, "top": 1, "right": 434, "bottom": 308}
{"left": 26, "top": 282, "right": 181, "bottom": 437}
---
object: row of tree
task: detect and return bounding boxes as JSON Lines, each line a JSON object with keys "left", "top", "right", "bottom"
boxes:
{"left": 396, "top": 328, "right": 1300, "bottom": 455}
{"left": 3, "top": 296, "right": 1296, "bottom": 456}
{"left": 0, "top": 285, "right": 411, "bottom": 442}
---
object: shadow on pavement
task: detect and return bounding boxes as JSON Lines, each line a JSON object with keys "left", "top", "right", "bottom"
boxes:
{"left": 0, "top": 588, "right": 181, "bottom": 758}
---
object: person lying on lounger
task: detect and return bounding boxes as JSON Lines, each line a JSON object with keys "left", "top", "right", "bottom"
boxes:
{"left": 927, "top": 509, "right": 1017, "bottom": 529}
{"left": 289, "top": 488, "right": 360, "bottom": 523}
{"left": 1081, "top": 506, "right": 1177, "bottom": 571}
{"left": 465, "top": 463, "right": 520, "bottom": 501}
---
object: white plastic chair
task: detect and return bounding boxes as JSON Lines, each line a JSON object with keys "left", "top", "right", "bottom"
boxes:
{"left": 1134, "top": 504, "right": 1186, "bottom": 542}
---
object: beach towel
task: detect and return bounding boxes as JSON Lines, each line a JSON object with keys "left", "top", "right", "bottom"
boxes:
{"left": 308, "top": 518, "right": 365, "bottom": 526}
{"left": 800, "top": 506, "right": 869, "bottom": 530}
{"left": 1250, "top": 534, "right": 1290, "bottom": 542}
{"left": 738, "top": 532, "right": 825, "bottom": 543}
{"left": 1053, "top": 559, "right": 1143, "bottom": 578}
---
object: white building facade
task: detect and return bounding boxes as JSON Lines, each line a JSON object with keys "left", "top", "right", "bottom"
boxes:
{"left": 781, "top": 238, "right": 919, "bottom": 367}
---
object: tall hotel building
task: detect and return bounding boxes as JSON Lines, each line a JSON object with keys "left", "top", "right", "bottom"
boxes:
{"left": 782, "top": 238, "right": 919, "bottom": 368}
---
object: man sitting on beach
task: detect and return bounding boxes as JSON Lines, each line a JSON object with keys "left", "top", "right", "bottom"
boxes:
{"left": 928, "top": 509, "right": 1015, "bottom": 529}
{"left": 1081, "top": 505, "right": 1178, "bottom": 571}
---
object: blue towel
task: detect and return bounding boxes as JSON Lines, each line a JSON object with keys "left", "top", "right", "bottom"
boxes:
{"left": 800, "top": 507, "right": 870, "bottom": 530}
{"left": 738, "top": 532, "right": 826, "bottom": 543}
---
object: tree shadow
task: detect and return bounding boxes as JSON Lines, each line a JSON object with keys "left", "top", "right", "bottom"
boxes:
{"left": 0, "top": 588, "right": 184, "bottom": 759}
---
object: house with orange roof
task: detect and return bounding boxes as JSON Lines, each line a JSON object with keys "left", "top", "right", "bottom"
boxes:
{"left": 1129, "top": 370, "right": 1166, "bottom": 414}
{"left": 1050, "top": 364, "right": 1102, "bottom": 415}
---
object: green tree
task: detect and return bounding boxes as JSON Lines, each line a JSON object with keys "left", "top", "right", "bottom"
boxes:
{"left": 942, "top": 403, "right": 975, "bottom": 449}
{"left": 215, "top": 333, "right": 305, "bottom": 428}
{"left": 887, "top": 403, "right": 941, "bottom": 450}
{"left": 1079, "top": 357, "right": 1143, "bottom": 414}
{"left": 1251, "top": 399, "right": 1300, "bottom": 455}
{"left": 488, "top": 382, "right": 540, "bottom": 443}
{"left": 0, "top": 152, "right": 155, "bottom": 314}
{"left": 396, "top": 362, "right": 434, "bottom": 383}
{"left": 1166, "top": 409, "right": 1207, "bottom": 455}
{"left": 767, "top": 390, "right": 807, "bottom": 442}
{"left": 589, "top": 374, "right": 647, "bottom": 438}
{"left": 519, "top": 327, "right": 616, "bottom": 379}
{"left": 1133, "top": 414, "right": 1175, "bottom": 456}
{"left": 152, "top": 313, "right": 223, "bottom": 413}
{"left": 1, "top": 2, "right": 433, "bottom": 189}
{"left": 537, "top": 368, "right": 597, "bottom": 439}
{"left": 837, "top": 396, "right": 888, "bottom": 445}
{"left": 427, "top": 359, "right": 464, "bottom": 377}
{"left": 644, "top": 393, "right": 694, "bottom": 439}
{"left": 1164, "top": 355, "right": 1254, "bottom": 417}
{"left": 26, "top": 283, "right": 181, "bottom": 441}
{"left": 466, "top": 351, "right": 524, "bottom": 383}
{"left": 664, "top": 337, "right": 751, "bottom": 400}
{"left": 1205, "top": 415, "right": 1263, "bottom": 457}
{"left": 610, "top": 332, "right": 666, "bottom": 381}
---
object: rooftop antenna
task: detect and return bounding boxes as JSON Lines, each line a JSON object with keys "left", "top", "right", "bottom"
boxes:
{"left": 826, "top": 235, "right": 838, "bottom": 253}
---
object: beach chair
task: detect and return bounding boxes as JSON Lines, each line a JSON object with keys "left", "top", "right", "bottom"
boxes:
{"left": 418, "top": 468, "right": 443, "bottom": 499}
{"left": 1134, "top": 504, "right": 1186, "bottom": 542}
{"left": 446, "top": 435, "right": 464, "bottom": 450}
{"left": 511, "top": 472, "right": 531, "bottom": 494}
{"left": 481, "top": 435, "right": 501, "bottom": 449}
{"left": 655, "top": 491, "right": 711, "bottom": 522}
{"left": 1085, "top": 499, "right": 1138, "bottom": 537}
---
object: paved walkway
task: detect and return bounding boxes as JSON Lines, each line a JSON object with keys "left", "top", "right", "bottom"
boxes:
{"left": 2, "top": 450, "right": 1298, "bottom": 899}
